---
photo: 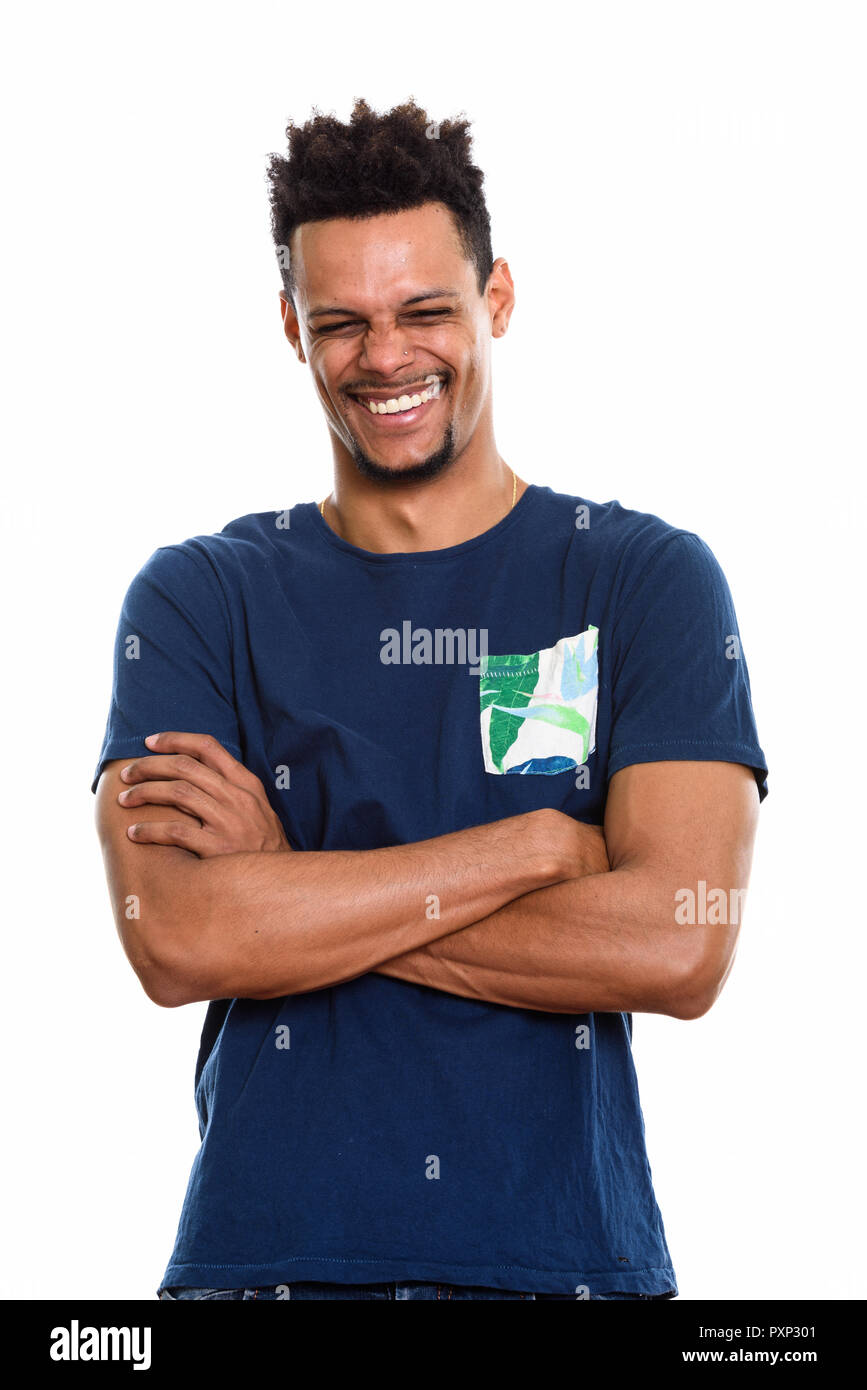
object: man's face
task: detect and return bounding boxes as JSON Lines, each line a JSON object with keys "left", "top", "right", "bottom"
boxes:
{"left": 282, "top": 202, "right": 507, "bottom": 484}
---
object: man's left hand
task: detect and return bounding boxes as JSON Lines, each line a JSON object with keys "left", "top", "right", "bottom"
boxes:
{"left": 117, "top": 731, "right": 292, "bottom": 858}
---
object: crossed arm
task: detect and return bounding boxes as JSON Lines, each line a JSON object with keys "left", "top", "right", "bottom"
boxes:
{"left": 94, "top": 732, "right": 759, "bottom": 1018}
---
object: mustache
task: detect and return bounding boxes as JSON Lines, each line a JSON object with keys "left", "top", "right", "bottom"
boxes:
{"left": 341, "top": 372, "right": 448, "bottom": 395}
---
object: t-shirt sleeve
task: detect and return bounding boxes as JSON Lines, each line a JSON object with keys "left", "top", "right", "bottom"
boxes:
{"left": 91, "top": 543, "right": 242, "bottom": 794}
{"left": 606, "top": 530, "right": 769, "bottom": 802}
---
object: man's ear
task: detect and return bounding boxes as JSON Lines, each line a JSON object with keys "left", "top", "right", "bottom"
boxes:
{"left": 279, "top": 292, "right": 307, "bottom": 363}
{"left": 488, "top": 257, "right": 515, "bottom": 339}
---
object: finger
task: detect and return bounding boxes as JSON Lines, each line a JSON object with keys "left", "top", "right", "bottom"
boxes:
{"left": 143, "top": 732, "right": 259, "bottom": 790}
{"left": 127, "top": 818, "right": 210, "bottom": 855}
{"left": 120, "top": 755, "right": 226, "bottom": 802}
{"left": 118, "top": 778, "right": 222, "bottom": 820}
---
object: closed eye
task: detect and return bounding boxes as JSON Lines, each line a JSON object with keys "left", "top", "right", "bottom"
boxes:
{"left": 313, "top": 308, "right": 454, "bottom": 335}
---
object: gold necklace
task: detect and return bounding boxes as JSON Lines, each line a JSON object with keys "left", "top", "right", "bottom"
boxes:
{"left": 319, "top": 467, "right": 517, "bottom": 519}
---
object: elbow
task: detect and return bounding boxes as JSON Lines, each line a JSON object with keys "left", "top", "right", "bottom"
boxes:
{"left": 129, "top": 946, "right": 200, "bottom": 1009}
{"left": 122, "top": 917, "right": 209, "bottom": 1009}
{"left": 140, "top": 965, "right": 197, "bottom": 1009}
{"left": 666, "top": 945, "right": 733, "bottom": 1021}
{"left": 661, "top": 934, "right": 733, "bottom": 1023}
{"left": 104, "top": 851, "right": 216, "bottom": 1007}
{"left": 133, "top": 863, "right": 217, "bottom": 1007}
{"left": 142, "top": 936, "right": 222, "bottom": 1006}
{"left": 668, "top": 982, "right": 718, "bottom": 1021}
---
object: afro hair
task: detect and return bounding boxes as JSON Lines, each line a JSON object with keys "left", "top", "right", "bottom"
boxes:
{"left": 266, "top": 97, "right": 494, "bottom": 302}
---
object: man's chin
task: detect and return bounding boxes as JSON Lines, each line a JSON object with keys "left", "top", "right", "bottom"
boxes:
{"left": 349, "top": 425, "right": 456, "bottom": 486}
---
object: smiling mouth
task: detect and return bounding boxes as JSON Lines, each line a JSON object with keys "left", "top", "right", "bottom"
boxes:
{"left": 347, "top": 374, "right": 447, "bottom": 419}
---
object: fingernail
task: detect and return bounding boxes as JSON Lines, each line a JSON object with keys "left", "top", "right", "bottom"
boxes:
{"left": 145, "top": 733, "right": 160, "bottom": 747}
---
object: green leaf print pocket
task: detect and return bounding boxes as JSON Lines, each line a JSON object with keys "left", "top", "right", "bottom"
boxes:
{"left": 479, "top": 626, "right": 599, "bottom": 775}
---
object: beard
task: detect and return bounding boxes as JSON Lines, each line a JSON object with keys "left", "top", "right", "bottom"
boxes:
{"left": 347, "top": 421, "right": 457, "bottom": 486}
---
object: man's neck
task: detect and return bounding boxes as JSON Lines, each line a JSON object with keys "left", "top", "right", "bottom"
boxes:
{"left": 322, "top": 447, "right": 524, "bottom": 555}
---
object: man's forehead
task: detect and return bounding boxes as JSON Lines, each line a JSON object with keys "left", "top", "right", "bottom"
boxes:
{"left": 292, "top": 203, "right": 470, "bottom": 308}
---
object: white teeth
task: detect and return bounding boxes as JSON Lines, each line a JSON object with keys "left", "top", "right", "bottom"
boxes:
{"left": 361, "top": 379, "right": 443, "bottom": 413}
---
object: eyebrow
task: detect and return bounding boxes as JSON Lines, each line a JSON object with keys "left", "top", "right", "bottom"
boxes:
{"left": 308, "top": 289, "right": 460, "bottom": 319}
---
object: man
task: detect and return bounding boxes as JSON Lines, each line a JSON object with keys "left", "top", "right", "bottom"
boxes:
{"left": 93, "top": 98, "right": 768, "bottom": 1301}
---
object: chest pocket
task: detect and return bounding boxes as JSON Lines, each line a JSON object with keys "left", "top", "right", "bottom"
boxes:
{"left": 479, "top": 626, "right": 599, "bottom": 775}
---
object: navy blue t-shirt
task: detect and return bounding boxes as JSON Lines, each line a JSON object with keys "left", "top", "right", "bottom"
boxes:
{"left": 91, "top": 484, "right": 768, "bottom": 1296}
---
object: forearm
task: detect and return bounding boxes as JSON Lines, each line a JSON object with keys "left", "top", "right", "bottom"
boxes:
{"left": 155, "top": 810, "right": 566, "bottom": 1004}
{"left": 375, "top": 866, "right": 731, "bottom": 1018}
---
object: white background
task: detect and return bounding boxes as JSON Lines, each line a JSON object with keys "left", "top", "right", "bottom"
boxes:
{"left": 2, "top": 0, "right": 864, "bottom": 1299}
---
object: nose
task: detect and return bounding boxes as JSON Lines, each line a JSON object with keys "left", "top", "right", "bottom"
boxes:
{"left": 357, "top": 327, "right": 414, "bottom": 378}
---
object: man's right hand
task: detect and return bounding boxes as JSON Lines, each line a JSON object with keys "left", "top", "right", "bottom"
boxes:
{"left": 524, "top": 807, "right": 610, "bottom": 883}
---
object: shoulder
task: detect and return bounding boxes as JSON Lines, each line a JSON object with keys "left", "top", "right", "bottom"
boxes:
{"left": 131, "top": 503, "right": 318, "bottom": 587}
{"left": 534, "top": 484, "right": 715, "bottom": 576}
